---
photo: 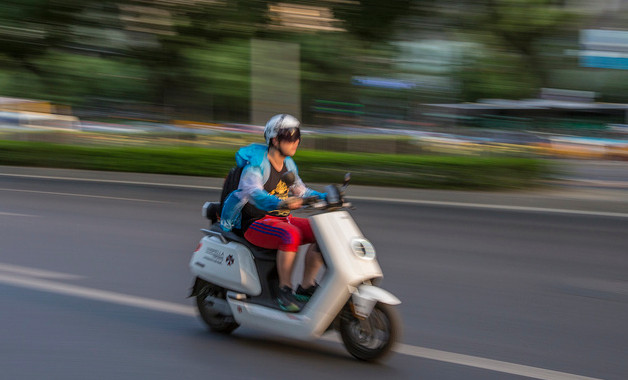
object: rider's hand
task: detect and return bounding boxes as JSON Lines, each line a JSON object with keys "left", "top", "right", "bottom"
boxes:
{"left": 283, "top": 197, "right": 303, "bottom": 210}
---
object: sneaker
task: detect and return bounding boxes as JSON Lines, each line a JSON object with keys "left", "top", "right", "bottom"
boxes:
{"left": 295, "top": 283, "right": 319, "bottom": 302}
{"left": 277, "top": 286, "right": 301, "bottom": 312}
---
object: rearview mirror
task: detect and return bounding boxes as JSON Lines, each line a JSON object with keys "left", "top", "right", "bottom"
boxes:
{"left": 343, "top": 173, "right": 351, "bottom": 188}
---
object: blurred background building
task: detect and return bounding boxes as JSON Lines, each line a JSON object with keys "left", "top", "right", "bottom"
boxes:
{"left": 2, "top": 0, "right": 628, "bottom": 136}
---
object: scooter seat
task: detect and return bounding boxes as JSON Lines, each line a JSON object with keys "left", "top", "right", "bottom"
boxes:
{"left": 210, "top": 224, "right": 277, "bottom": 261}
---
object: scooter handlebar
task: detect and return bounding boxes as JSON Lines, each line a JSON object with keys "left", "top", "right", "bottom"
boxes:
{"left": 277, "top": 196, "right": 324, "bottom": 210}
{"left": 300, "top": 195, "right": 351, "bottom": 211}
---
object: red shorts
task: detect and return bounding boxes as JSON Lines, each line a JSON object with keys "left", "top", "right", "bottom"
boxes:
{"left": 244, "top": 215, "right": 315, "bottom": 253}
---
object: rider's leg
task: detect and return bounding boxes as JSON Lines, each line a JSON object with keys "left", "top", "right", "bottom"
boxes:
{"left": 244, "top": 217, "right": 303, "bottom": 311}
{"left": 244, "top": 216, "right": 302, "bottom": 289}
{"left": 277, "top": 249, "right": 297, "bottom": 289}
{"left": 302, "top": 243, "right": 323, "bottom": 288}
{"left": 287, "top": 216, "right": 323, "bottom": 288}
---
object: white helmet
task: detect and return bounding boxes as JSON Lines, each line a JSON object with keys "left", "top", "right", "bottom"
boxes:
{"left": 264, "top": 114, "right": 301, "bottom": 146}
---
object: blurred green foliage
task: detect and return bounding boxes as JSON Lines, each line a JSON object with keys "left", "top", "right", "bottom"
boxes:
{"left": 0, "top": 0, "right": 626, "bottom": 123}
{"left": 447, "top": 0, "right": 581, "bottom": 100}
{"left": 0, "top": 139, "right": 551, "bottom": 190}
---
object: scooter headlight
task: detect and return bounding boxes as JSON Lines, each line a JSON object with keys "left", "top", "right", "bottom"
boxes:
{"left": 351, "top": 238, "right": 376, "bottom": 260}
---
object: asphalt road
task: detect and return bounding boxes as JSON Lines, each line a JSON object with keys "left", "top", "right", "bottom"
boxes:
{"left": 552, "top": 159, "right": 628, "bottom": 189}
{"left": 1, "top": 167, "right": 627, "bottom": 380}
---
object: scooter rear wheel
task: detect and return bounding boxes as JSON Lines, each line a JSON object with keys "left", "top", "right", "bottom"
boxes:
{"left": 196, "top": 283, "right": 239, "bottom": 334}
{"left": 339, "top": 302, "right": 401, "bottom": 362}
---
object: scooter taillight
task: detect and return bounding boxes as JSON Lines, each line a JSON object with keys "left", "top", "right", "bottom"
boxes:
{"left": 194, "top": 243, "right": 202, "bottom": 253}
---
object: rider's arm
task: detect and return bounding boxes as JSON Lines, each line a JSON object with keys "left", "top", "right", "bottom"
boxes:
{"left": 220, "top": 165, "right": 281, "bottom": 231}
{"left": 291, "top": 171, "right": 327, "bottom": 201}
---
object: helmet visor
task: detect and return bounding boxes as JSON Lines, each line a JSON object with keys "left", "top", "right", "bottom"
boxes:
{"left": 277, "top": 127, "right": 300, "bottom": 143}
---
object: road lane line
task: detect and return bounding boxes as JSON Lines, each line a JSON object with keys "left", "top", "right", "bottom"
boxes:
{"left": 351, "top": 195, "right": 628, "bottom": 219}
{"left": 0, "top": 173, "right": 219, "bottom": 190}
{"left": 394, "top": 343, "right": 601, "bottom": 380}
{"left": 2, "top": 172, "right": 626, "bottom": 218}
{"left": 0, "top": 211, "right": 39, "bottom": 217}
{"left": 0, "top": 263, "right": 84, "bottom": 280}
{"left": 0, "top": 272, "right": 195, "bottom": 317}
{"left": 322, "top": 334, "right": 601, "bottom": 380}
{"left": 0, "top": 270, "right": 602, "bottom": 380}
{"left": 4, "top": 171, "right": 628, "bottom": 218}
{"left": 0, "top": 188, "right": 168, "bottom": 203}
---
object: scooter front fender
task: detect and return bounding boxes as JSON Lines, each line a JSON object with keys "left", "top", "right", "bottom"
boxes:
{"left": 351, "top": 284, "right": 401, "bottom": 318}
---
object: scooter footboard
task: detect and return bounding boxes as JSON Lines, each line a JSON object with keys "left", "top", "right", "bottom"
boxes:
{"left": 351, "top": 284, "right": 401, "bottom": 318}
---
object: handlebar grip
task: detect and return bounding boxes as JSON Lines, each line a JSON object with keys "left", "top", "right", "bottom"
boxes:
{"left": 302, "top": 196, "right": 320, "bottom": 205}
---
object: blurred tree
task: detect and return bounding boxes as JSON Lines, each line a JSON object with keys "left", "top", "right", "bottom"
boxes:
{"left": 174, "top": 0, "right": 270, "bottom": 41}
{"left": 296, "top": 33, "right": 366, "bottom": 124}
{"left": 456, "top": 49, "right": 539, "bottom": 101}
{"left": 449, "top": 0, "right": 579, "bottom": 96}
{"left": 181, "top": 39, "right": 251, "bottom": 122}
{"left": 0, "top": 0, "right": 93, "bottom": 104}
{"left": 331, "top": 0, "right": 413, "bottom": 42}
{"left": 2, "top": 0, "right": 596, "bottom": 124}
{"left": 35, "top": 52, "right": 151, "bottom": 107}
{"left": 0, "top": 0, "right": 87, "bottom": 75}
{"left": 119, "top": 0, "right": 275, "bottom": 121}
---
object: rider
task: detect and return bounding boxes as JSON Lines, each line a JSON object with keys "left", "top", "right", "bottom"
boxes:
{"left": 220, "top": 114, "right": 326, "bottom": 312}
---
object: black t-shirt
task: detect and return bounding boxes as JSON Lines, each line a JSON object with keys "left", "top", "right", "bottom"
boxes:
{"left": 240, "top": 163, "right": 290, "bottom": 232}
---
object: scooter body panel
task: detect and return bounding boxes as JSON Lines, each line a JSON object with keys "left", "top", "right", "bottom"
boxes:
{"left": 227, "top": 210, "right": 390, "bottom": 339}
{"left": 227, "top": 270, "right": 354, "bottom": 339}
{"left": 191, "top": 209, "right": 399, "bottom": 341}
{"left": 310, "top": 211, "right": 384, "bottom": 285}
{"left": 190, "top": 235, "right": 262, "bottom": 296}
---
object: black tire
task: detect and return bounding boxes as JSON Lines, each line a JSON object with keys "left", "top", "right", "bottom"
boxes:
{"left": 195, "top": 284, "right": 239, "bottom": 334}
{"left": 339, "top": 302, "right": 401, "bottom": 362}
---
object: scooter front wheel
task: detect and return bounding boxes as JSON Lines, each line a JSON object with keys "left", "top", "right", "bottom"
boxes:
{"left": 196, "top": 283, "right": 239, "bottom": 334}
{"left": 339, "top": 302, "right": 401, "bottom": 362}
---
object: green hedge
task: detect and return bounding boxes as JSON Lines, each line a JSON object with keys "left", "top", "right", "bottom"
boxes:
{"left": 0, "top": 140, "right": 551, "bottom": 190}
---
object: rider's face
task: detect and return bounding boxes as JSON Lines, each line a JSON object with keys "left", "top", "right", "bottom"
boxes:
{"left": 278, "top": 138, "right": 300, "bottom": 157}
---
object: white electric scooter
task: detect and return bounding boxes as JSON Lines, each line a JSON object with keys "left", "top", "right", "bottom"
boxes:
{"left": 189, "top": 174, "right": 401, "bottom": 361}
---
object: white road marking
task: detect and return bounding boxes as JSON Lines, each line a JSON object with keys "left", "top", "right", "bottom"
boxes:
{"left": 0, "top": 173, "right": 220, "bottom": 190}
{"left": 0, "top": 264, "right": 602, "bottom": 380}
{"left": 0, "top": 187, "right": 168, "bottom": 203}
{"left": 0, "top": 271, "right": 195, "bottom": 317}
{"left": 394, "top": 344, "right": 601, "bottom": 380}
{"left": 2, "top": 172, "right": 626, "bottom": 218}
{"left": 321, "top": 335, "right": 601, "bottom": 380}
{"left": 0, "top": 263, "right": 84, "bottom": 280}
{"left": 351, "top": 195, "right": 628, "bottom": 219}
{"left": 0, "top": 211, "right": 39, "bottom": 217}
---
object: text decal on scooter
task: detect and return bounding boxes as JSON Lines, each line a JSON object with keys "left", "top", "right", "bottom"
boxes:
{"left": 204, "top": 247, "right": 224, "bottom": 264}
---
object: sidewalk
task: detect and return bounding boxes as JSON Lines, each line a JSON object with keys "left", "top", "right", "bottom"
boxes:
{"left": 2, "top": 165, "right": 627, "bottom": 215}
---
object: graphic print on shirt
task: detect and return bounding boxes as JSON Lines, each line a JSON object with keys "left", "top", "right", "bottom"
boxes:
{"left": 266, "top": 165, "right": 290, "bottom": 217}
